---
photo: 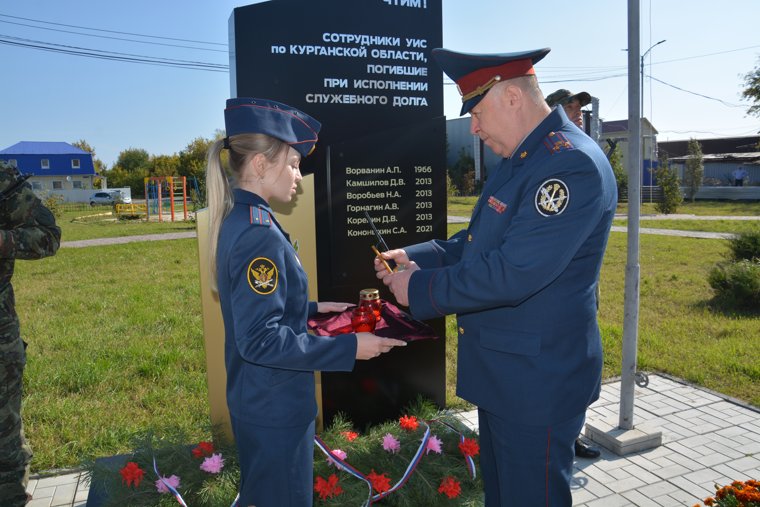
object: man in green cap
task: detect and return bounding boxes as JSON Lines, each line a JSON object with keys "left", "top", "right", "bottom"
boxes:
{"left": 546, "top": 88, "right": 591, "bottom": 130}
{"left": 0, "top": 160, "right": 61, "bottom": 505}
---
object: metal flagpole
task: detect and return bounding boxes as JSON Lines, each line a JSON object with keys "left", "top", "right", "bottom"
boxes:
{"left": 620, "top": 0, "right": 641, "bottom": 431}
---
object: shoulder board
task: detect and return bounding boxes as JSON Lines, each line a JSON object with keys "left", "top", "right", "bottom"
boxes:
{"left": 248, "top": 205, "right": 272, "bottom": 227}
{"left": 542, "top": 131, "right": 574, "bottom": 155}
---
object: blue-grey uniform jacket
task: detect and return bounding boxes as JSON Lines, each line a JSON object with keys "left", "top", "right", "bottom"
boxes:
{"left": 216, "top": 189, "right": 357, "bottom": 427}
{"left": 406, "top": 107, "right": 617, "bottom": 426}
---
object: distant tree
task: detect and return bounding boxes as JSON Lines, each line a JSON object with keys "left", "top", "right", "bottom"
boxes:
{"left": 106, "top": 148, "right": 151, "bottom": 197}
{"left": 608, "top": 145, "right": 627, "bottom": 200}
{"left": 106, "top": 165, "right": 148, "bottom": 197}
{"left": 71, "top": 139, "right": 107, "bottom": 174}
{"left": 684, "top": 138, "right": 704, "bottom": 202}
{"left": 150, "top": 154, "right": 181, "bottom": 177}
{"left": 449, "top": 147, "right": 476, "bottom": 196}
{"left": 178, "top": 137, "right": 213, "bottom": 201}
{"left": 114, "top": 148, "right": 151, "bottom": 173}
{"left": 179, "top": 137, "right": 213, "bottom": 179}
{"left": 741, "top": 57, "right": 760, "bottom": 118}
{"left": 655, "top": 152, "right": 682, "bottom": 214}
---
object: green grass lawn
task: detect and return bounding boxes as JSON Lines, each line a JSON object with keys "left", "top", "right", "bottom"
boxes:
{"left": 617, "top": 200, "right": 760, "bottom": 216}
{"left": 450, "top": 196, "right": 760, "bottom": 218}
{"left": 59, "top": 209, "right": 196, "bottom": 241}
{"left": 16, "top": 240, "right": 209, "bottom": 471}
{"left": 13, "top": 201, "right": 760, "bottom": 471}
{"left": 612, "top": 219, "right": 760, "bottom": 235}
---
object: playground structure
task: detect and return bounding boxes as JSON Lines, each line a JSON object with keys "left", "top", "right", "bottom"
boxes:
{"left": 144, "top": 176, "right": 196, "bottom": 222}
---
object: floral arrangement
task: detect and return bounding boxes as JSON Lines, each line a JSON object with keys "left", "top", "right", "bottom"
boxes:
{"left": 693, "top": 479, "right": 760, "bottom": 507}
{"left": 84, "top": 429, "right": 240, "bottom": 507}
{"left": 311, "top": 399, "right": 482, "bottom": 506}
{"left": 83, "top": 399, "right": 481, "bottom": 507}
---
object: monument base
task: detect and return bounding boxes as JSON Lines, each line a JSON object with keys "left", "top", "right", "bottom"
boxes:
{"left": 584, "top": 418, "right": 662, "bottom": 456}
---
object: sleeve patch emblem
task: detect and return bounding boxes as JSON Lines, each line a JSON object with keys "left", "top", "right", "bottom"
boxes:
{"left": 535, "top": 179, "right": 570, "bottom": 216}
{"left": 247, "top": 257, "right": 278, "bottom": 295}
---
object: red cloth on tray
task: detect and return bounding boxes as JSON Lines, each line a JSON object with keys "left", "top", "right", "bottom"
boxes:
{"left": 307, "top": 300, "right": 437, "bottom": 342}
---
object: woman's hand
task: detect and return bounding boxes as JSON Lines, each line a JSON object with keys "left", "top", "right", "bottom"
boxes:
{"left": 316, "top": 301, "right": 354, "bottom": 313}
{"left": 355, "top": 333, "right": 406, "bottom": 359}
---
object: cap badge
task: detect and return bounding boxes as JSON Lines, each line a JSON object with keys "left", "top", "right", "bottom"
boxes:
{"left": 461, "top": 75, "right": 502, "bottom": 102}
{"left": 535, "top": 179, "right": 569, "bottom": 217}
{"left": 247, "top": 257, "right": 278, "bottom": 295}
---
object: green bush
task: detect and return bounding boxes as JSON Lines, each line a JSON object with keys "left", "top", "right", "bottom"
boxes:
{"left": 609, "top": 146, "right": 627, "bottom": 199}
{"left": 655, "top": 159, "right": 682, "bottom": 214}
{"left": 708, "top": 259, "right": 760, "bottom": 310}
{"left": 445, "top": 173, "right": 458, "bottom": 197}
{"left": 42, "top": 193, "right": 65, "bottom": 219}
{"left": 728, "top": 229, "right": 760, "bottom": 261}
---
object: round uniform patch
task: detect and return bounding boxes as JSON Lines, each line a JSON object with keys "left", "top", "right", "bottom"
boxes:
{"left": 247, "top": 257, "right": 278, "bottom": 295}
{"left": 535, "top": 178, "right": 570, "bottom": 217}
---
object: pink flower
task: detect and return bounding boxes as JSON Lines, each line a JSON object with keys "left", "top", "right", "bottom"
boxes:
{"left": 327, "top": 449, "right": 347, "bottom": 468}
{"left": 425, "top": 434, "right": 443, "bottom": 455}
{"left": 200, "top": 453, "right": 225, "bottom": 474}
{"left": 382, "top": 433, "right": 401, "bottom": 453}
{"left": 155, "top": 474, "right": 181, "bottom": 494}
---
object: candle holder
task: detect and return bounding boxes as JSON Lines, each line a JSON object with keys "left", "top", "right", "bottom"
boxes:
{"left": 359, "top": 288, "right": 382, "bottom": 320}
{"left": 351, "top": 307, "right": 377, "bottom": 332}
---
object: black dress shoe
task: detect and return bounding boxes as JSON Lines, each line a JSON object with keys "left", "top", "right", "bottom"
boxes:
{"left": 574, "top": 439, "right": 601, "bottom": 459}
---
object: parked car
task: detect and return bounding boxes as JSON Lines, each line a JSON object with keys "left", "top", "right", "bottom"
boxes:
{"left": 89, "top": 191, "right": 132, "bottom": 206}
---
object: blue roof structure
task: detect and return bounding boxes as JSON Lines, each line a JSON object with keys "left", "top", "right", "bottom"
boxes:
{"left": 0, "top": 141, "right": 97, "bottom": 176}
{"left": 0, "top": 141, "right": 90, "bottom": 156}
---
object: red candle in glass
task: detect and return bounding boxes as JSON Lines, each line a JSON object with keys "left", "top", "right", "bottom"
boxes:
{"left": 351, "top": 307, "right": 376, "bottom": 332}
{"left": 359, "top": 288, "right": 382, "bottom": 320}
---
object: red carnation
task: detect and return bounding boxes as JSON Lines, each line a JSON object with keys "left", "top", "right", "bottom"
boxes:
{"left": 119, "top": 461, "right": 145, "bottom": 488}
{"left": 438, "top": 476, "right": 462, "bottom": 499}
{"left": 340, "top": 430, "right": 359, "bottom": 442}
{"left": 314, "top": 474, "right": 343, "bottom": 500}
{"left": 192, "top": 441, "right": 215, "bottom": 458}
{"left": 458, "top": 438, "right": 480, "bottom": 457}
{"left": 398, "top": 415, "right": 419, "bottom": 432}
{"left": 367, "top": 469, "right": 392, "bottom": 494}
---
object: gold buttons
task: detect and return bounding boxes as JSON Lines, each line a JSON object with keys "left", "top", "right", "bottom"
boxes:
{"left": 458, "top": 326, "right": 464, "bottom": 334}
{"left": 468, "top": 234, "right": 473, "bottom": 242}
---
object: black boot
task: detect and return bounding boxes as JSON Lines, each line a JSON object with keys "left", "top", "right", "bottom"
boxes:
{"left": 574, "top": 438, "right": 601, "bottom": 459}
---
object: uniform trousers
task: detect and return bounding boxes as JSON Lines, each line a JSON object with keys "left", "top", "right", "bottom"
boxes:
{"left": 478, "top": 408, "right": 584, "bottom": 507}
{"left": 0, "top": 336, "right": 31, "bottom": 507}
{"left": 231, "top": 415, "right": 314, "bottom": 507}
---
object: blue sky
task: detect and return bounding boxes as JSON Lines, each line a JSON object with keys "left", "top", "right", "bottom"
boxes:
{"left": 1, "top": 0, "right": 758, "bottom": 167}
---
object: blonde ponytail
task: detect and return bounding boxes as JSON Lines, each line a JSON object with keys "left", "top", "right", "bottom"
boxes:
{"left": 206, "top": 139, "right": 233, "bottom": 292}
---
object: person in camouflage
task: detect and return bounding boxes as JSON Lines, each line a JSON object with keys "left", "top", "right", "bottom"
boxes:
{"left": 0, "top": 160, "right": 61, "bottom": 506}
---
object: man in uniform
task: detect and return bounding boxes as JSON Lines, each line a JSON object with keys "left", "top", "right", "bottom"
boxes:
{"left": 0, "top": 160, "right": 61, "bottom": 505}
{"left": 546, "top": 88, "right": 591, "bottom": 130}
{"left": 375, "top": 48, "right": 617, "bottom": 506}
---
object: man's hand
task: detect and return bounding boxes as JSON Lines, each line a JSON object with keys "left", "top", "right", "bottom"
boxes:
{"left": 355, "top": 332, "right": 407, "bottom": 359}
{"left": 373, "top": 249, "right": 418, "bottom": 307}
{"left": 373, "top": 248, "right": 410, "bottom": 279}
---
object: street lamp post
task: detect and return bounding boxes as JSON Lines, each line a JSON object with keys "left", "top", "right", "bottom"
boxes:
{"left": 641, "top": 39, "right": 666, "bottom": 203}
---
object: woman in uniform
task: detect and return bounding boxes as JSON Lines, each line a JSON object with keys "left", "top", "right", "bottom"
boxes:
{"left": 205, "top": 97, "right": 405, "bottom": 507}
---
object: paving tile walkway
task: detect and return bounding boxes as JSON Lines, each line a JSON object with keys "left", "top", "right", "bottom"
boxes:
{"left": 33, "top": 373, "right": 758, "bottom": 506}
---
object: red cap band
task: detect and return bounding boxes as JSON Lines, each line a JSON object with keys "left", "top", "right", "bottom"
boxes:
{"left": 456, "top": 59, "right": 535, "bottom": 100}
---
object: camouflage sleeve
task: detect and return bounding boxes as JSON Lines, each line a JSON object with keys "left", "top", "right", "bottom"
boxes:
{"left": 0, "top": 166, "right": 61, "bottom": 260}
